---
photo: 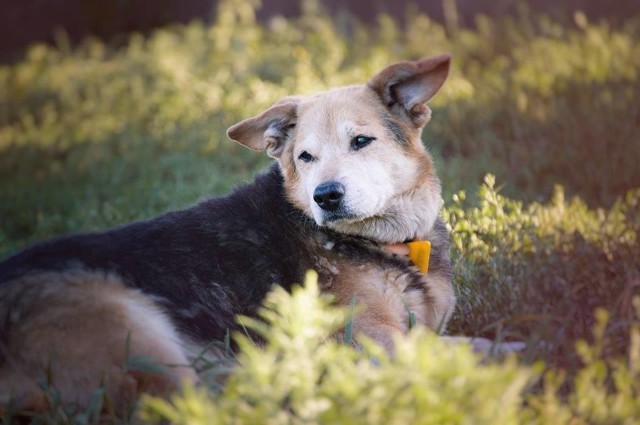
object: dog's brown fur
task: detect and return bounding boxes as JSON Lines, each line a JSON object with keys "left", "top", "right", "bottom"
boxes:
{"left": 0, "top": 270, "right": 198, "bottom": 411}
{"left": 0, "top": 55, "right": 455, "bottom": 412}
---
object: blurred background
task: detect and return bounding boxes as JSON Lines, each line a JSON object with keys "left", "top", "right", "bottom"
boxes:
{"left": 1, "top": 0, "right": 639, "bottom": 63}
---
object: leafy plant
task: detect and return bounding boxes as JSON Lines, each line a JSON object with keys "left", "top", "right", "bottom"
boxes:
{"left": 140, "top": 272, "right": 640, "bottom": 425}
{"left": 446, "top": 176, "right": 640, "bottom": 376}
{"left": 141, "top": 271, "right": 536, "bottom": 425}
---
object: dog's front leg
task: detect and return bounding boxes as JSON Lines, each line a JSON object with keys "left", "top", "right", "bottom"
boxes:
{"left": 332, "top": 267, "right": 412, "bottom": 355}
{"left": 348, "top": 313, "right": 405, "bottom": 355}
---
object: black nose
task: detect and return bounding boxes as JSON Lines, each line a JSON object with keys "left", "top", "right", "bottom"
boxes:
{"left": 313, "top": 182, "right": 345, "bottom": 211}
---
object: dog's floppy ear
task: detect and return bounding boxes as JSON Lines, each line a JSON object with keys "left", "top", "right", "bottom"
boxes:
{"left": 227, "top": 97, "right": 300, "bottom": 158}
{"left": 368, "top": 54, "right": 450, "bottom": 128}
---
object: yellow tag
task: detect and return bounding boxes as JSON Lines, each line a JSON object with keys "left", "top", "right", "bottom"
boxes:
{"left": 407, "top": 240, "right": 431, "bottom": 273}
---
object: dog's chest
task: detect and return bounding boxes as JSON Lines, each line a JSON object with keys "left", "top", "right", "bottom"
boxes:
{"left": 310, "top": 237, "right": 426, "bottom": 302}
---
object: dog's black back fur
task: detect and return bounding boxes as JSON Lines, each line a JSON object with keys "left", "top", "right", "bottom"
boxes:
{"left": 0, "top": 163, "right": 450, "bottom": 345}
{"left": 0, "top": 165, "right": 308, "bottom": 341}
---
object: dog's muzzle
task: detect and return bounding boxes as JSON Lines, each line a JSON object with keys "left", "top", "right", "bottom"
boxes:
{"left": 313, "top": 181, "right": 345, "bottom": 212}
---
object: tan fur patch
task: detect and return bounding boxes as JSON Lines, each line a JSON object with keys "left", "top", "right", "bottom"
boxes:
{"left": 327, "top": 258, "right": 454, "bottom": 353}
{"left": 0, "top": 270, "right": 197, "bottom": 411}
{"left": 330, "top": 265, "right": 408, "bottom": 353}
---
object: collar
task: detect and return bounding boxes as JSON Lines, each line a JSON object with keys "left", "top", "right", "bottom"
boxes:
{"left": 381, "top": 240, "right": 431, "bottom": 273}
{"left": 406, "top": 240, "right": 431, "bottom": 273}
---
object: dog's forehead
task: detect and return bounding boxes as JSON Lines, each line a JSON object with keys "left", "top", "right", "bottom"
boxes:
{"left": 297, "top": 85, "right": 383, "bottom": 131}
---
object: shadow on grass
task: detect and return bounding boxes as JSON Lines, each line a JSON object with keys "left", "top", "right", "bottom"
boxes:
{"left": 450, "top": 231, "right": 640, "bottom": 379}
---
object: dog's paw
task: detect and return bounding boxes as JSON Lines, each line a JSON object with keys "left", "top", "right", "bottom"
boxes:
{"left": 440, "top": 336, "right": 526, "bottom": 354}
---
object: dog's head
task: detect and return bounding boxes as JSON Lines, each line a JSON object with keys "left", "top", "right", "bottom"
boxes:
{"left": 227, "top": 55, "right": 450, "bottom": 243}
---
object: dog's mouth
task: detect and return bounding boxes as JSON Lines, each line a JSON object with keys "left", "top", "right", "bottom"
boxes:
{"left": 319, "top": 210, "right": 360, "bottom": 224}
{"left": 319, "top": 209, "right": 388, "bottom": 233}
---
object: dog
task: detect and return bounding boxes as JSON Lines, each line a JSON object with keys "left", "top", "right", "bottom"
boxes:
{"left": 0, "top": 55, "right": 455, "bottom": 411}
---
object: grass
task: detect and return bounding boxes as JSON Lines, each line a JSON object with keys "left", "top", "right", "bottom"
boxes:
{"left": 446, "top": 178, "right": 640, "bottom": 374}
{"left": 1, "top": 0, "right": 639, "bottom": 422}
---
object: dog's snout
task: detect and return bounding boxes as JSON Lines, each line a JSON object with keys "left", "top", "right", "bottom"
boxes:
{"left": 313, "top": 182, "right": 345, "bottom": 211}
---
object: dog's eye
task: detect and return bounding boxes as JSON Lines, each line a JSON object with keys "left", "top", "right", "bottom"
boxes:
{"left": 298, "top": 151, "right": 315, "bottom": 163}
{"left": 351, "top": 135, "right": 375, "bottom": 150}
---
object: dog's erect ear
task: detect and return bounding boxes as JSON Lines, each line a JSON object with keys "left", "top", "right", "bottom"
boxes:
{"left": 227, "top": 97, "right": 300, "bottom": 158}
{"left": 367, "top": 54, "right": 450, "bottom": 128}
